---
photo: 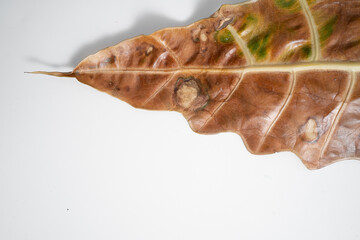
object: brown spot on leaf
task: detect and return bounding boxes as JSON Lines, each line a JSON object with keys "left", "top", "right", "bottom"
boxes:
{"left": 174, "top": 77, "right": 209, "bottom": 111}
{"left": 104, "top": 56, "right": 115, "bottom": 64}
{"left": 191, "top": 25, "right": 205, "bottom": 43}
{"left": 299, "top": 118, "right": 319, "bottom": 143}
{"left": 200, "top": 33, "right": 208, "bottom": 42}
{"left": 146, "top": 46, "right": 154, "bottom": 56}
{"left": 123, "top": 86, "right": 130, "bottom": 92}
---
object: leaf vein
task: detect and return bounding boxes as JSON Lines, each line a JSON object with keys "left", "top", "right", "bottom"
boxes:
{"left": 197, "top": 72, "right": 245, "bottom": 132}
{"left": 299, "top": 0, "right": 321, "bottom": 61}
{"left": 151, "top": 35, "right": 183, "bottom": 68}
{"left": 141, "top": 72, "right": 177, "bottom": 107}
{"left": 319, "top": 70, "right": 356, "bottom": 164}
{"left": 256, "top": 70, "right": 297, "bottom": 152}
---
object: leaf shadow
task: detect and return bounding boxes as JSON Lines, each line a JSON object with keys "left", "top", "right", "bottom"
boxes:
{"left": 28, "top": 0, "right": 243, "bottom": 68}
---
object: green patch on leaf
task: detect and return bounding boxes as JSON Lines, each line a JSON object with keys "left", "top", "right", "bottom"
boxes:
{"left": 238, "top": 23, "right": 248, "bottom": 33}
{"left": 301, "top": 44, "right": 312, "bottom": 59}
{"left": 248, "top": 36, "right": 260, "bottom": 53}
{"left": 275, "top": 0, "right": 297, "bottom": 9}
{"left": 215, "top": 29, "right": 234, "bottom": 44}
{"left": 246, "top": 14, "right": 258, "bottom": 24}
{"left": 319, "top": 16, "right": 338, "bottom": 44}
{"left": 247, "top": 31, "right": 271, "bottom": 60}
{"left": 257, "top": 46, "right": 267, "bottom": 59}
{"left": 238, "top": 14, "right": 258, "bottom": 33}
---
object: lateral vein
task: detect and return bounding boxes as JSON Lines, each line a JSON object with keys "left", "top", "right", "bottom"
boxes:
{"left": 299, "top": 0, "right": 321, "bottom": 61}
{"left": 226, "top": 25, "right": 256, "bottom": 65}
{"left": 198, "top": 71, "right": 245, "bottom": 132}
{"left": 319, "top": 70, "right": 357, "bottom": 162}
{"left": 256, "top": 70, "right": 297, "bottom": 152}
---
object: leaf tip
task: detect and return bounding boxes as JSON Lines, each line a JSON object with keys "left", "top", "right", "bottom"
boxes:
{"left": 25, "top": 71, "right": 76, "bottom": 78}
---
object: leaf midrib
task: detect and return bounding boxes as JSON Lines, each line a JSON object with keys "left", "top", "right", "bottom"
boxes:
{"left": 76, "top": 62, "right": 360, "bottom": 75}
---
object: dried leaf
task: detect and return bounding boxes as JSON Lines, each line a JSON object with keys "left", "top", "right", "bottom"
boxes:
{"left": 33, "top": 0, "right": 360, "bottom": 169}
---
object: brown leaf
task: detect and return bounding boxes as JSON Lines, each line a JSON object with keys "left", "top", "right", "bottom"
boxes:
{"left": 33, "top": 0, "right": 360, "bottom": 169}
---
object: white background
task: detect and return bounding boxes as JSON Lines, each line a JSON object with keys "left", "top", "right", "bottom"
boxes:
{"left": 1, "top": 0, "right": 360, "bottom": 239}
